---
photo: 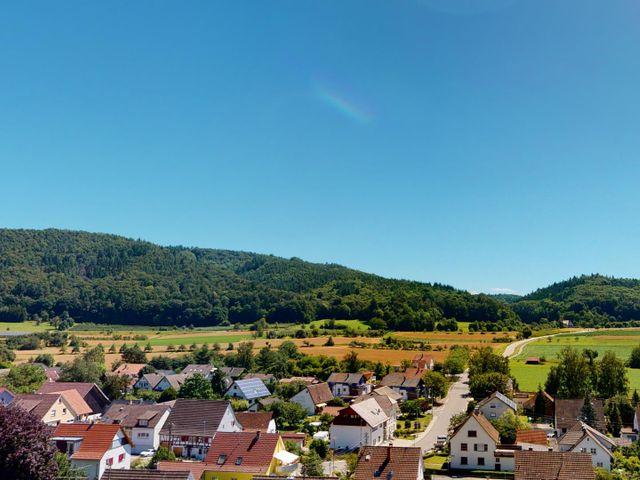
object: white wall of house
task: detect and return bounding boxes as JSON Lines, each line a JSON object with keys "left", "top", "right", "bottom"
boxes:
{"left": 329, "top": 423, "right": 385, "bottom": 451}
{"left": 331, "top": 383, "right": 350, "bottom": 397}
{"left": 72, "top": 443, "right": 130, "bottom": 480}
{"left": 450, "top": 418, "right": 498, "bottom": 470}
{"left": 517, "top": 442, "right": 548, "bottom": 452}
{"left": 219, "top": 405, "right": 242, "bottom": 432}
{"left": 389, "top": 387, "right": 408, "bottom": 401}
{"left": 134, "top": 378, "right": 152, "bottom": 390}
{"left": 571, "top": 436, "right": 612, "bottom": 471}
{"left": 290, "top": 389, "right": 315, "bottom": 415}
{"left": 479, "top": 400, "right": 514, "bottom": 421}
{"left": 494, "top": 455, "right": 515, "bottom": 472}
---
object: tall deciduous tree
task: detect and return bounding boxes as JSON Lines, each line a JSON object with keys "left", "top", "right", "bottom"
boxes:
{"left": 596, "top": 351, "right": 628, "bottom": 399}
{"left": 0, "top": 406, "right": 58, "bottom": 479}
{"left": 545, "top": 347, "right": 590, "bottom": 398}
{"left": 178, "top": 373, "right": 214, "bottom": 399}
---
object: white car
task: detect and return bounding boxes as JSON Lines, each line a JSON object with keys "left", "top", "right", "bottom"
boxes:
{"left": 139, "top": 449, "right": 155, "bottom": 457}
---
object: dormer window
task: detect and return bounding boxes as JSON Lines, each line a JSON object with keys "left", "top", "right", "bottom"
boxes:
{"left": 235, "top": 457, "right": 243, "bottom": 465}
{"left": 217, "top": 455, "right": 227, "bottom": 465}
{"left": 138, "top": 419, "right": 148, "bottom": 427}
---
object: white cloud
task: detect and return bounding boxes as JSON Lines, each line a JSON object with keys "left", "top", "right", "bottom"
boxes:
{"left": 490, "top": 287, "right": 521, "bottom": 295}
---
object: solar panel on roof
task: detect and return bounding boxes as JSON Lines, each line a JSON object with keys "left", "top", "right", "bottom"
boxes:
{"left": 236, "top": 378, "right": 270, "bottom": 399}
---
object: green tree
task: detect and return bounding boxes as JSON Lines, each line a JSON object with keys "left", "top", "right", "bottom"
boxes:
{"left": 1, "top": 363, "right": 47, "bottom": 393}
{"left": 400, "top": 399, "right": 422, "bottom": 419}
{"left": 596, "top": 351, "right": 628, "bottom": 398}
{"left": 149, "top": 446, "right": 175, "bottom": 468}
{"left": 210, "top": 369, "right": 229, "bottom": 396}
{"left": 235, "top": 342, "right": 255, "bottom": 370}
{"left": 468, "top": 347, "right": 509, "bottom": 378}
{"left": 121, "top": 344, "right": 147, "bottom": 363}
{"left": 422, "top": 370, "right": 448, "bottom": 400}
{"left": 342, "top": 350, "right": 361, "bottom": 372}
{"left": 178, "top": 373, "right": 214, "bottom": 399}
{"left": 101, "top": 374, "right": 130, "bottom": 400}
{"left": 270, "top": 400, "right": 307, "bottom": 429}
{"left": 300, "top": 451, "right": 324, "bottom": 477}
{"left": 324, "top": 336, "right": 335, "bottom": 347}
{"left": 159, "top": 387, "right": 178, "bottom": 402}
{"left": 628, "top": 345, "right": 640, "bottom": 368}
{"left": 534, "top": 385, "right": 547, "bottom": 419}
{"left": 55, "top": 452, "right": 87, "bottom": 479}
{"left": 34, "top": 353, "right": 54, "bottom": 367}
{"left": 581, "top": 391, "right": 597, "bottom": 428}
{"left": 309, "top": 439, "right": 329, "bottom": 460}
{"left": 608, "top": 403, "right": 622, "bottom": 437}
{"left": 632, "top": 389, "right": 640, "bottom": 407}
{"left": 0, "top": 345, "right": 16, "bottom": 368}
{"left": 545, "top": 347, "right": 590, "bottom": 398}
{"left": 491, "top": 411, "right": 529, "bottom": 444}
{"left": 469, "top": 372, "right": 511, "bottom": 400}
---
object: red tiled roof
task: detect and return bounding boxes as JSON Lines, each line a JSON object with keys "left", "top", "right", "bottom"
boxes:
{"left": 112, "top": 363, "right": 147, "bottom": 377}
{"left": 203, "top": 431, "right": 280, "bottom": 473}
{"left": 103, "top": 403, "right": 171, "bottom": 429}
{"left": 516, "top": 429, "right": 548, "bottom": 446}
{"left": 235, "top": 412, "right": 273, "bottom": 432}
{"left": 12, "top": 393, "right": 62, "bottom": 420}
{"left": 514, "top": 451, "right": 595, "bottom": 480}
{"left": 53, "top": 423, "right": 127, "bottom": 461}
{"left": 354, "top": 446, "right": 422, "bottom": 480}
{"left": 307, "top": 383, "right": 334, "bottom": 405}
{"left": 58, "top": 390, "right": 92, "bottom": 417}
{"left": 157, "top": 461, "right": 208, "bottom": 480}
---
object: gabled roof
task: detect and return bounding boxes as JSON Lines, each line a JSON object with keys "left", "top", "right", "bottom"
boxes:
{"left": 380, "top": 372, "right": 424, "bottom": 389}
{"left": 160, "top": 399, "right": 232, "bottom": 437}
{"left": 477, "top": 391, "right": 518, "bottom": 412}
{"left": 306, "top": 383, "right": 334, "bottom": 405}
{"left": 230, "top": 378, "right": 270, "bottom": 400}
{"left": 235, "top": 412, "right": 274, "bottom": 432}
{"left": 346, "top": 397, "right": 389, "bottom": 427}
{"left": 516, "top": 429, "right": 548, "bottom": 446}
{"left": 555, "top": 398, "right": 606, "bottom": 432}
{"left": 452, "top": 413, "right": 500, "bottom": 444}
{"left": 112, "top": 363, "right": 147, "bottom": 377}
{"left": 559, "top": 421, "right": 615, "bottom": 456}
{"left": 327, "top": 372, "right": 365, "bottom": 385}
{"left": 102, "top": 471, "right": 192, "bottom": 480}
{"left": 182, "top": 364, "right": 215, "bottom": 376}
{"left": 220, "top": 367, "right": 245, "bottom": 378}
{"left": 203, "top": 431, "right": 281, "bottom": 473}
{"left": 157, "top": 461, "right": 207, "bottom": 480}
{"left": 162, "top": 374, "right": 189, "bottom": 391}
{"left": 353, "top": 394, "right": 396, "bottom": 418}
{"left": 354, "top": 446, "right": 422, "bottom": 480}
{"left": 138, "top": 373, "right": 163, "bottom": 389}
{"left": 514, "top": 451, "right": 595, "bottom": 480}
{"left": 244, "top": 373, "right": 276, "bottom": 382}
{"left": 372, "top": 386, "right": 403, "bottom": 402}
{"left": 103, "top": 403, "right": 171, "bottom": 429}
{"left": 58, "top": 390, "right": 93, "bottom": 417}
{"left": 52, "top": 424, "right": 128, "bottom": 461}
{"left": 37, "top": 382, "right": 109, "bottom": 413}
{"left": 279, "top": 376, "right": 319, "bottom": 385}
{"left": 12, "top": 393, "right": 62, "bottom": 420}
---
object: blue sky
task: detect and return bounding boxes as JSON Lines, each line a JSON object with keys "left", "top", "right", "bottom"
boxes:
{"left": 1, "top": 1, "right": 639, "bottom": 295}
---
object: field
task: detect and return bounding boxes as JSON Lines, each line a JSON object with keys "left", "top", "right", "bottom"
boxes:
{"left": 0, "top": 321, "right": 53, "bottom": 333}
{"left": 511, "top": 329, "right": 640, "bottom": 392}
{"left": 4, "top": 322, "right": 516, "bottom": 368}
{"left": 308, "top": 319, "right": 370, "bottom": 332}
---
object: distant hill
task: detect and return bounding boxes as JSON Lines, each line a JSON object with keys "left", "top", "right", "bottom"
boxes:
{"left": 0, "top": 229, "right": 517, "bottom": 330}
{"left": 512, "top": 274, "right": 640, "bottom": 325}
{"left": 488, "top": 293, "right": 522, "bottom": 304}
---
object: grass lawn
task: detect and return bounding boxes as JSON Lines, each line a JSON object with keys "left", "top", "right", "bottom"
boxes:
{"left": 395, "top": 414, "right": 432, "bottom": 439}
{"left": 144, "top": 333, "right": 253, "bottom": 347}
{"left": 0, "top": 321, "right": 53, "bottom": 333}
{"left": 424, "top": 454, "right": 447, "bottom": 469}
{"left": 308, "top": 319, "right": 370, "bottom": 331}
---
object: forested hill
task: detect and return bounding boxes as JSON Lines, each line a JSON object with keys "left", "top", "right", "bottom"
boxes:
{"left": 512, "top": 275, "right": 640, "bottom": 326}
{"left": 0, "top": 229, "right": 517, "bottom": 330}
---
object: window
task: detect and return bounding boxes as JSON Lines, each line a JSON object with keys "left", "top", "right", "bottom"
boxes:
{"left": 139, "top": 419, "right": 148, "bottom": 427}
{"left": 51, "top": 410, "right": 56, "bottom": 417}
{"left": 118, "top": 453, "right": 125, "bottom": 463}
{"left": 597, "top": 462, "right": 603, "bottom": 468}
{"left": 590, "top": 448, "right": 597, "bottom": 454}
{"left": 106, "top": 458, "right": 113, "bottom": 466}
{"left": 461, "top": 457, "right": 468, "bottom": 465}
{"left": 235, "top": 457, "right": 243, "bottom": 465}
{"left": 138, "top": 432, "right": 150, "bottom": 438}
{"left": 478, "top": 457, "right": 485, "bottom": 466}
{"left": 468, "top": 430, "right": 477, "bottom": 438}
{"left": 217, "top": 455, "right": 227, "bottom": 465}
{"left": 461, "top": 443, "right": 468, "bottom": 451}
{"left": 484, "top": 444, "right": 488, "bottom": 452}
{"left": 490, "top": 413, "right": 496, "bottom": 418}
{"left": 495, "top": 457, "right": 501, "bottom": 463}
{"left": 474, "top": 444, "right": 478, "bottom": 452}
{"left": 62, "top": 408, "right": 67, "bottom": 414}
{"left": 490, "top": 404, "right": 496, "bottom": 408}
{"left": 580, "top": 448, "right": 587, "bottom": 453}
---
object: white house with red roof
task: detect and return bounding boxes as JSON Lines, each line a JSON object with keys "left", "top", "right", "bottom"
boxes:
{"left": 52, "top": 423, "right": 132, "bottom": 480}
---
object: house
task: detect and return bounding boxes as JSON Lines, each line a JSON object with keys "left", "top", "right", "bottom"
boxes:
{"left": 290, "top": 383, "right": 334, "bottom": 415}
{"left": 412, "top": 353, "right": 434, "bottom": 370}
{"left": 155, "top": 374, "right": 190, "bottom": 392}
{"left": 379, "top": 371, "right": 424, "bottom": 400}
{"left": 327, "top": 373, "right": 373, "bottom": 397}
{"left": 235, "top": 411, "right": 277, "bottom": 433}
{"left": 38, "top": 382, "right": 110, "bottom": 415}
{"left": 558, "top": 421, "right": 614, "bottom": 470}
{"left": 522, "top": 390, "right": 555, "bottom": 420}
{"left": 555, "top": 398, "right": 606, "bottom": 434}
{"left": 0, "top": 387, "right": 14, "bottom": 406}
{"left": 354, "top": 445, "right": 424, "bottom": 480}
{"left": 514, "top": 451, "right": 595, "bottom": 480}
{"left": 449, "top": 413, "right": 509, "bottom": 471}
{"left": 100, "top": 472, "right": 193, "bottom": 480}
{"left": 353, "top": 393, "right": 398, "bottom": 439}
{"left": 279, "top": 376, "right": 320, "bottom": 385}
{"left": 220, "top": 367, "right": 245, "bottom": 379}
{"left": 159, "top": 399, "right": 241, "bottom": 460}
{"left": 329, "top": 397, "right": 392, "bottom": 451}
{"left": 477, "top": 391, "right": 518, "bottom": 420}
{"left": 525, "top": 357, "right": 541, "bottom": 365}
{"left": 371, "top": 385, "right": 403, "bottom": 403}
{"left": 244, "top": 372, "right": 276, "bottom": 383}
{"left": 51, "top": 423, "right": 132, "bottom": 480}
{"left": 225, "top": 378, "right": 271, "bottom": 412}
{"left": 12, "top": 393, "right": 79, "bottom": 425}
{"left": 112, "top": 363, "right": 147, "bottom": 378}
{"left": 182, "top": 364, "right": 216, "bottom": 379}
{"left": 202, "top": 431, "right": 297, "bottom": 480}
{"left": 102, "top": 403, "right": 171, "bottom": 454}
{"left": 134, "top": 373, "right": 164, "bottom": 390}
{"left": 516, "top": 429, "right": 549, "bottom": 451}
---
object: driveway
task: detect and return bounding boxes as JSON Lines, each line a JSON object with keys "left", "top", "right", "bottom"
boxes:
{"left": 394, "top": 371, "right": 470, "bottom": 453}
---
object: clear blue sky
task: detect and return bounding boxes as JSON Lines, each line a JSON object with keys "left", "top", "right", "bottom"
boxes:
{"left": 2, "top": 1, "right": 639, "bottom": 295}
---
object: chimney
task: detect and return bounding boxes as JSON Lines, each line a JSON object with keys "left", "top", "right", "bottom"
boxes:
{"left": 387, "top": 445, "right": 392, "bottom": 461}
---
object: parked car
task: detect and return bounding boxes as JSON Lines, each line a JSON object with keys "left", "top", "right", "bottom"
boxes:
{"left": 434, "top": 435, "right": 447, "bottom": 449}
{"left": 139, "top": 449, "right": 155, "bottom": 457}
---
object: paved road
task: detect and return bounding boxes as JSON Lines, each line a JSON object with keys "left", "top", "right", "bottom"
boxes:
{"left": 394, "top": 371, "right": 470, "bottom": 453}
{"left": 502, "top": 329, "right": 591, "bottom": 358}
